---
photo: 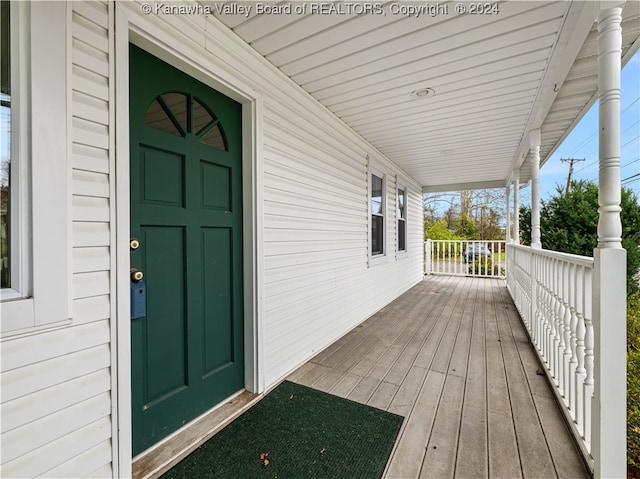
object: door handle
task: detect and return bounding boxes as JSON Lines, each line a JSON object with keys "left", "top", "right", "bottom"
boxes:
{"left": 131, "top": 268, "right": 144, "bottom": 282}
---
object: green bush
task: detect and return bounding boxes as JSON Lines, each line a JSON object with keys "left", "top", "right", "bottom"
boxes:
{"left": 425, "top": 219, "right": 461, "bottom": 241}
{"left": 630, "top": 350, "right": 640, "bottom": 470}
{"left": 629, "top": 291, "right": 640, "bottom": 469}
{"left": 467, "top": 257, "right": 504, "bottom": 276}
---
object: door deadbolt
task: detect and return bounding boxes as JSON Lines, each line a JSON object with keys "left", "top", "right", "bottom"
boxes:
{"left": 130, "top": 238, "right": 140, "bottom": 250}
{"left": 130, "top": 268, "right": 144, "bottom": 282}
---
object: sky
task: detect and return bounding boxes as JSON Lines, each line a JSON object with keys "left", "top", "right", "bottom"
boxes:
{"left": 535, "top": 49, "right": 640, "bottom": 202}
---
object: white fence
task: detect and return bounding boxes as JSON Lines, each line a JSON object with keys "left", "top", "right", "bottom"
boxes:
{"left": 424, "top": 239, "right": 506, "bottom": 278}
{"left": 507, "top": 243, "right": 594, "bottom": 464}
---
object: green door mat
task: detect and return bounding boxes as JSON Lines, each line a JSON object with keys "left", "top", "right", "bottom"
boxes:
{"left": 161, "top": 380, "right": 404, "bottom": 479}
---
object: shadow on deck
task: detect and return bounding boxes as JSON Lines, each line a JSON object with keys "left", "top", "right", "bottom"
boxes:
{"left": 287, "top": 275, "right": 591, "bottom": 479}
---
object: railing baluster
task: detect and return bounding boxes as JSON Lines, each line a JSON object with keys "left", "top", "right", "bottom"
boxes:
{"left": 562, "top": 260, "right": 572, "bottom": 403}
{"left": 531, "top": 251, "right": 538, "bottom": 347}
{"left": 575, "top": 264, "right": 586, "bottom": 437}
{"left": 545, "top": 256, "right": 554, "bottom": 368}
{"left": 568, "top": 262, "right": 578, "bottom": 421}
{"left": 538, "top": 254, "right": 544, "bottom": 351}
{"left": 553, "top": 258, "right": 563, "bottom": 389}
{"left": 454, "top": 241, "right": 458, "bottom": 275}
{"left": 583, "top": 266, "right": 594, "bottom": 451}
{"left": 537, "top": 252, "right": 545, "bottom": 359}
{"left": 550, "top": 257, "right": 558, "bottom": 373}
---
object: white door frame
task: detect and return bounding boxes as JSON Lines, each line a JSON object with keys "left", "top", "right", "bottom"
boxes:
{"left": 113, "top": 4, "right": 265, "bottom": 476}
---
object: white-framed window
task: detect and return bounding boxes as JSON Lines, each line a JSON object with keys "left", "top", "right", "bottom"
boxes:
{"left": 1, "top": 1, "right": 70, "bottom": 334}
{"left": 370, "top": 170, "right": 385, "bottom": 258}
{"left": 1, "top": 0, "right": 10, "bottom": 292}
{"left": 1, "top": 0, "right": 27, "bottom": 302}
{"left": 397, "top": 186, "right": 407, "bottom": 253}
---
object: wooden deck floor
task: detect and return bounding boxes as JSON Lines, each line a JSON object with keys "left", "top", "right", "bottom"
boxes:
{"left": 286, "top": 275, "right": 591, "bottom": 479}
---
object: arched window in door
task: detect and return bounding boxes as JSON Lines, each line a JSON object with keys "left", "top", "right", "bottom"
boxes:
{"left": 144, "top": 92, "right": 228, "bottom": 151}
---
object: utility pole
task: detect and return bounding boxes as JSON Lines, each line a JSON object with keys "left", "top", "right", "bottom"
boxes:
{"left": 560, "top": 158, "right": 585, "bottom": 195}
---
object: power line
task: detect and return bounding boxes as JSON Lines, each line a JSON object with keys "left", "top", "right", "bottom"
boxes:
{"left": 622, "top": 96, "right": 640, "bottom": 114}
{"left": 566, "top": 131, "right": 597, "bottom": 158}
{"left": 622, "top": 173, "right": 640, "bottom": 184}
{"left": 574, "top": 157, "right": 598, "bottom": 174}
{"left": 622, "top": 134, "right": 640, "bottom": 150}
{"left": 572, "top": 133, "right": 640, "bottom": 175}
{"left": 562, "top": 95, "right": 639, "bottom": 162}
{"left": 622, "top": 119, "right": 640, "bottom": 137}
{"left": 622, "top": 157, "right": 640, "bottom": 169}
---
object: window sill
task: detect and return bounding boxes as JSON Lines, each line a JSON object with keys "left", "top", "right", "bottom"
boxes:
{"left": 1, "top": 287, "right": 25, "bottom": 302}
{"left": 1, "top": 295, "right": 73, "bottom": 340}
{"left": 396, "top": 250, "right": 409, "bottom": 260}
{"left": 1, "top": 296, "right": 35, "bottom": 335}
{"left": 369, "top": 254, "right": 388, "bottom": 267}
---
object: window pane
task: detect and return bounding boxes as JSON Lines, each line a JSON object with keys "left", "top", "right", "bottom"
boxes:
{"left": 372, "top": 215, "right": 383, "bottom": 255}
{"left": 398, "top": 219, "right": 406, "bottom": 251}
{"left": 192, "top": 97, "right": 214, "bottom": 134}
{"left": 397, "top": 188, "right": 405, "bottom": 219}
{"left": 1, "top": 0, "right": 10, "bottom": 288}
{"left": 145, "top": 98, "right": 182, "bottom": 137}
{"left": 193, "top": 97, "right": 227, "bottom": 150}
{"left": 199, "top": 123, "right": 226, "bottom": 150}
{"left": 371, "top": 174, "right": 383, "bottom": 214}
{"left": 160, "top": 93, "right": 187, "bottom": 132}
{"left": 397, "top": 188, "right": 406, "bottom": 251}
{"left": 144, "top": 93, "right": 188, "bottom": 137}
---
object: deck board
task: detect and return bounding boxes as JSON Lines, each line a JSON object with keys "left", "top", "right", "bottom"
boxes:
{"left": 455, "top": 279, "right": 488, "bottom": 479}
{"left": 287, "top": 276, "right": 590, "bottom": 479}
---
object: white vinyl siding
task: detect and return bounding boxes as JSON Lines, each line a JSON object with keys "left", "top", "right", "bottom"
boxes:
{"left": 192, "top": 12, "right": 424, "bottom": 385}
{"left": 2, "top": 2, "right": 424, "bottom": 477}
{"left": 121, "top": 0, "right": 423, "bottom": 388}
{"left": 1, "top": 2, "right": 114, "bottom": 478}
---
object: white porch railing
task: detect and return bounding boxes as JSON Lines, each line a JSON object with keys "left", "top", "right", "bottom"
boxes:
{"left": 506, "top": 243, "right": 594, "bottom": 467}
{"left": 424, "top": 239, "right": 506, "bottom": 278}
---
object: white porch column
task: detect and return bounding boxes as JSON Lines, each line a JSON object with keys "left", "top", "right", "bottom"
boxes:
{"left": 592, "top": 3, "right": 626, "bottom": 478}
{"left": 513, "top": 169, "right": 520, "bottom": 244}
{"left": 505, "top": 185, "right": 511, "bottom": 242}
{"left": 529, "top": 131, "right": 541, "bottom": 248}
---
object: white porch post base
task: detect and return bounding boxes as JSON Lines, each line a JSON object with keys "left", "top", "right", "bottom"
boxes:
{"left": 592, "top": 248, "right": 626, "bottom": 479}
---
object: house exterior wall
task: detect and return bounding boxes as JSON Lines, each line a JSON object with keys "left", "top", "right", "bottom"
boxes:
{"left": 1, "top": 1, "right": 424, "bottom": 477}
{"left": 1, "top": 2, "right": 115, "bottom": 478}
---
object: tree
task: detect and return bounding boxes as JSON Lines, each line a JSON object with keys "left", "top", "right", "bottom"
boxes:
{"left": 453, "top": 212, "right": 478, "bottom": 239}
{"left": 423, "top": 188, "right": 507, "bottom": 241}
{"left": 519, "top": 205, "right": 531, "bottom": 245}
{"left": 520, "top": 180, "right": 640, "bottom": 295}
{"left": 424, "top": 219, "right": 459, "bottom": 240}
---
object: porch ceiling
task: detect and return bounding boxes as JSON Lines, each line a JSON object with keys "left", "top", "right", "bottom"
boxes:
{"left": 209, "top": 1, "right": 640, "bottom": 192}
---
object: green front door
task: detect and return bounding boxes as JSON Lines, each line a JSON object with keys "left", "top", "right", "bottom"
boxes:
{"left": 129, "top": 45, "right": 244, "bottom": 455}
